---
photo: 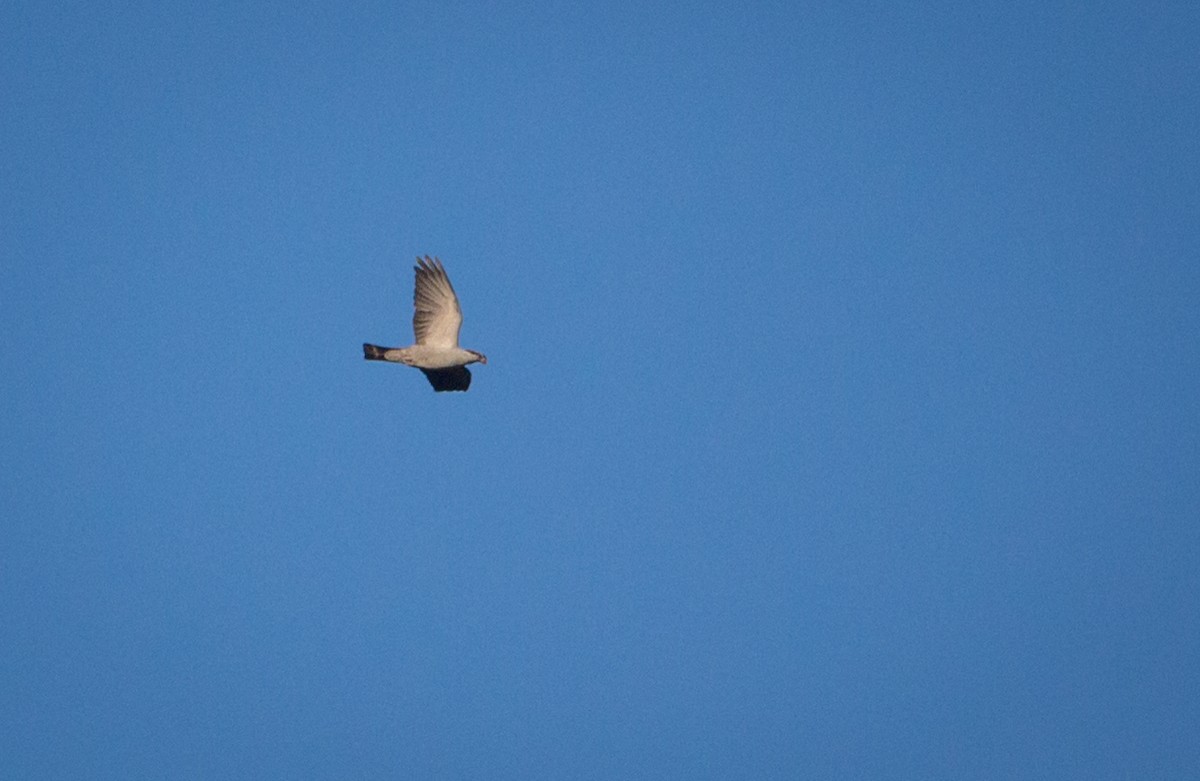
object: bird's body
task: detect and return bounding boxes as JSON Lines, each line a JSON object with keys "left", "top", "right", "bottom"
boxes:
{"left": 364, "top": 344, "right": 479, "bottom": 370}
{"left": 363, "top": 256, "right": 487, "bottom": 392}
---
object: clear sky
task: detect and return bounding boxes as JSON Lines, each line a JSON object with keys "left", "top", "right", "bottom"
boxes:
{"left": 3, "top": 1, "right": 1198, "bottom": 778}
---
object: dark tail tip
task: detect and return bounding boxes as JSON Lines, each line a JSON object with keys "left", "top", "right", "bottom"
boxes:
{"left": 363, "top": 343, "right": 386, "bottom": 361}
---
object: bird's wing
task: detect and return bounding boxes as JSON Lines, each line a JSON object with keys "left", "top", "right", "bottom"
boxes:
{"left": 412, "top": 256, "right": 463, "bottom": 347}
{"left": 420, "top": 366, "right": 472, "bottom": 392}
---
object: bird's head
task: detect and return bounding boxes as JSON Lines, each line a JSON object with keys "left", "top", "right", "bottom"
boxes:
{"left": 470, "top": 351, "right": 488, "bottom": 365}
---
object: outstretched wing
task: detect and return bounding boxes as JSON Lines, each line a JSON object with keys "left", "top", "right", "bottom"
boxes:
{"left": 420, "top": 366, "right": 472, "bottom": 392}
{"left": 412, "top": 256, "right": 463, "bottom": 347}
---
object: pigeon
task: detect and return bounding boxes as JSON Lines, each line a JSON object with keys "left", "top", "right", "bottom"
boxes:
{"left": 363, "top": 256, "right": 487, "bottom": 392}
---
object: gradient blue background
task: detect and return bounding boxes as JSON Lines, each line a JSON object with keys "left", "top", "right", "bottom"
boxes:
{"left": 3, "top": 2, "right": 1199, "bottom": 778}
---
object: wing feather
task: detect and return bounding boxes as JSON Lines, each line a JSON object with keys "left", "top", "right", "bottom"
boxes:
{"left": 420, "top": 366, "right": 472, "bottom": 392}
{"left": 412, "top": 256, "right": 462, "bottom": 347}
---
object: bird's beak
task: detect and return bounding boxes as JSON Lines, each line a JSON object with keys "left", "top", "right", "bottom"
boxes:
{"left": 480, "top": 355, "right": 488, "bottom": 364}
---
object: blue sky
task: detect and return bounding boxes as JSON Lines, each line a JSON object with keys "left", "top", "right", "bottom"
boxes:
{"left": 3, "top": 1, "right": 1198, "bottom": 778}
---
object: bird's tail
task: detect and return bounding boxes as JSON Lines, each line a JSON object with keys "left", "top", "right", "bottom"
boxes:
{"left": 363, "top": 343, "right": 389, "bottom": 361}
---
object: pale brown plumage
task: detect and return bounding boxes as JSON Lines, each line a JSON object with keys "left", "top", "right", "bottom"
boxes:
{"left": 412, "top": 257, "right": 463, "bottom": 348}
{"left": 363, "top": 256, "right": 487, "bottom": 392}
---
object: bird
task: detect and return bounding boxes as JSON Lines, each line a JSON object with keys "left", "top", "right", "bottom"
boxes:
{"left": 363, "top": 256, "right": 487, "bottom": 392}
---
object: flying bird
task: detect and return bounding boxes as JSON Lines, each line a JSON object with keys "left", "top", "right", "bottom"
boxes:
{"left": 363, "top": 256, "right": 487, "bottom": 392}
